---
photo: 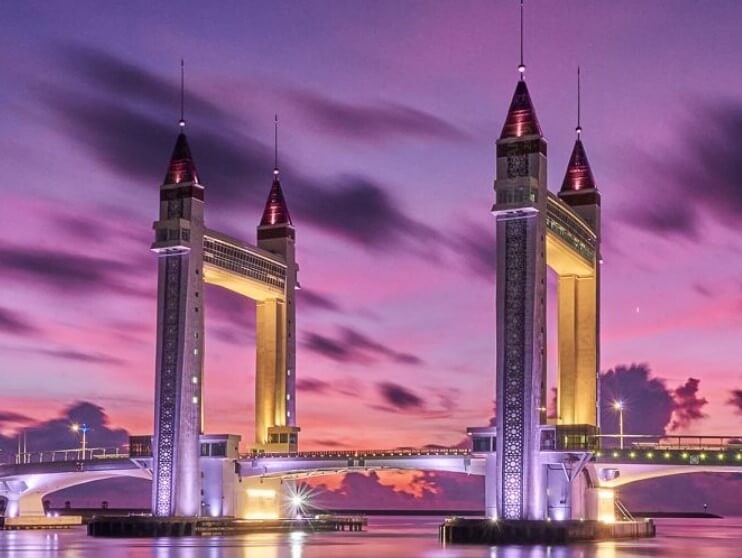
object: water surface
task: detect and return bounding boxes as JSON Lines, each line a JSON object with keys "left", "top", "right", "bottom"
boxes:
{"left": 1, "top": 517, "right": 740, "bottom": 557}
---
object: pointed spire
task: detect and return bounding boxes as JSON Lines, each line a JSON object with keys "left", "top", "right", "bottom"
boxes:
{"left": 518, "top": 0, "right": 526, "bottom": 78}
{"left": 561, "top": 138, "right": 596, "bottom": 192}
{"left": 500, "top": 80, "right": 542, "bottom": 139}
{"left": 273, "top": 113, "right": 279, "bottom": 176}
{"left": 164, "top": 132, "right": 199, "bottom": 185}
{"left": 260, "top": 175, "right": 293, "bottom": 227}
{"left": 561, "top": 67, "right": 596, "bottom": 193}
{"left": 179, "top": 59, "right": 186, "bottom": 129}
{"left": 576, "top": 66, "right": 583, "bottom": 137}
{"left": 260, "top": 115, "right": 292, "bottom": 227}
{"left": 163, "top": 60, "right": 199, "bottom": 185}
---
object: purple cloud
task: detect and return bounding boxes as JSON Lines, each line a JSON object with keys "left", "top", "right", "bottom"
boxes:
{"left": 0, "top": 307, "right": 41, "bottom": 336}
{"left": 377, "top": 382, "right": 424, "bottom": 411}
{"left": 296, "top": 377, "right": 332, "bottom": 394}
{"left": 727, "top": 389, "right": 742, "bottom": 415}
{"left": 669, "top": 377, "right": 709, "bottom": 431}
{"left": 289, "top": 87, "right": 469, "bottom": 143}
{"left": 40, "top": 44, "right": 440, "bottom": 251}
{"left": 303, "top": 326, "right": 422, "bottom": 366}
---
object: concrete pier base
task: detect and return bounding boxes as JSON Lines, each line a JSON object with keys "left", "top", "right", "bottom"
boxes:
{"left": 439, "top": 518, "right": 655, "bottom": 544}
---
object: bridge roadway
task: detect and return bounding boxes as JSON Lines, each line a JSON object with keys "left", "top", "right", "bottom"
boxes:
{"left": 2, "top": 445, "right": 741, "bottom": 515}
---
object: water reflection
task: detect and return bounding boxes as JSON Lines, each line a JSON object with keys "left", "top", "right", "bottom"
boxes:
{"left": 0, "top": 518, "right": 739, "bottom": 558}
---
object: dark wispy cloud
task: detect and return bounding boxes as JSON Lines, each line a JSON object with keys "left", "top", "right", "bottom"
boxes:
{"left": 669, "top": 377, "right": 708, "bottom": 431}
{"left": 39, "top": 44, "right": 439, "bottom": 251}
{"left": 0, "top": 401, "right": 128, "bottom": 456}
{"left": 36, "top": 348, "right": 126, "bottom": 366}
{"left": 0, "top": 411, "right": 33, "bottom": 427}
{"left": 0, "top": 243, "right": 145, "bottom": 297}
{"left": 624, "top": 101, "right": 742, "bottom": 239}
{"left": 0, "top": 307, "right": 41, "bottom": 336}
{"left": 451, "top": 222, "right": 496, "bottom": 279}
{"left": 377, "top": 382, "right": 424, "bottom": 411}
{"left": 303, "top": 326, "right": 423, "bottom": 366}
{"left": 599, "top": 363, "right": 709, "bottom": 436}
{"left": 288, "top": 87, "right": 469, "bottom": 143}
{"left": 296, "top": 377, "right": 332, "bottom": 394}
{"left": 727, "top": 389, "right": 742, "bottom": 415}
{"left": 297, "top": 289, "right": 341, "bottom": 312}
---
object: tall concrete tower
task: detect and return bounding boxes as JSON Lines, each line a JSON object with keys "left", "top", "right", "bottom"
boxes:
{"left": 254, "top": 120, "right": 300, "bottom": 452}
{"left": 556, "top": 119, "right": 601, "bottom": 427}
{"left": 492, "top": 76, "right": 548, "bottom": 520}
{"left": 150, "top": 129, "right": 205, "bottom": 516}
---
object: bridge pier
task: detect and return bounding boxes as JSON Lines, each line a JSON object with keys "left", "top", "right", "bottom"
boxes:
{"left": 238, "top": 477, "right": 288, "bottom": 520}
{"left": 484, "top": 454, "right": 497, "bottom": 519}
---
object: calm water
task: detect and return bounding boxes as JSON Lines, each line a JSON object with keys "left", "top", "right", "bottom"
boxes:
{"left": 1, "top": 517, "right": 741, "bottom": 558}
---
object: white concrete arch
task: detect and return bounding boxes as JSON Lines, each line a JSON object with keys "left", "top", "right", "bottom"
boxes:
{"left": 0, "top": 467, "right": 151, "bottom": 518}
{"left": 598, "top": 463, "right": 742, "bottom": 488}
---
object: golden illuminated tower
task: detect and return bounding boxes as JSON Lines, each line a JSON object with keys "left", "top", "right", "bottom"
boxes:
{"left": 555, "top": 70, "right": 601, "bottom": 427}
{"left": 254, "top": 116, "right": 300, "bottom": 452}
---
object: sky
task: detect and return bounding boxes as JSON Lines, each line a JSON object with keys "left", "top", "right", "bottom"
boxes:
{"left": 0, "top": 1, "right": 741, "bottom": 513}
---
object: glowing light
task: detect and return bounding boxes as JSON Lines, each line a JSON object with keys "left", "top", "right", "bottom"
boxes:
{"left": 682, "top": 452, "right": 689, "bottom": 459}
{"left": 246, "top": 488, "right": 277, "bottom": 498}
{"left": 699, "top": 453, "right": 707, "bottom": 460}
{"left": 287, "top": 483, "right": 316, "bottom": 518}
{"left": 646, "top": 452, "right": 654, "bottom": 459}
{"left": 598, "top": 489, "right": 614, "bottom": 500}
{"left": 717, "top": 453, "right": 724, "bottom": 460}
{"left": 736, "top": 454, "right": 742, "bottom": 461}
{"left": 612, "top": 451, "right": 619, "bottom": 458}
{"left": 612, "top": 401, "right": 624, "bottom": 411}
{"left": 663, "top": 452, "right": 671, "bottom": 459}
{"left": 629, "top": 451, "right": 636, "bottom": 458}
{"left": 595, "top": 451, "right": 602, "bottom": 457}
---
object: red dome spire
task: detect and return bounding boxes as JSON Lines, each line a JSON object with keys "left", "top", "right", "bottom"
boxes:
{"left": 500, "top": 80, "right": 542, "bottom": 139}
{"left": 163, "top": 132, "right": 199, "bottom": 185}
{"left": 260, "top": 174, "right": 293, "bottom": 227}
{"left": 560, "top": 138, "right": 596, "bottom": 192}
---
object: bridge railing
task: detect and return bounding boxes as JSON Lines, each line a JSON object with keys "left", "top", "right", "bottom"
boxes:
{"left": 594, "top": 435, "right": 742, "bottom": 451}
{"left": 240, "top": 447, "right": 470, "bottom": 460}
{"left": 10, "top": 447, "right": 130, "bottom": 465}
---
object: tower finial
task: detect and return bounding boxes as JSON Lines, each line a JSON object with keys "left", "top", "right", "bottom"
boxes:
{"left": 576, "top": 66, "right": 582, "bottom": 136}
{"left": 273, "top": 113, "right": 279, "bottom": 176}
{"left": 518, "top": 0, "right": 526, "bottom": 78}
{"left": 179, "top": 59, "right": 186, "bottom": 129}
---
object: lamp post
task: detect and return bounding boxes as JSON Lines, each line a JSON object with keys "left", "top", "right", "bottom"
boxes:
{"left": 612, "top": 401, "right": 624, "bottom": 449}
{"left": 71, "top": 423, "right": 89, "bottom": 459}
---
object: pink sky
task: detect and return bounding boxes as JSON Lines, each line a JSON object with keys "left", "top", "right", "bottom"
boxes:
{"left": 0, "top": 0, "right": 741, "bottom": 460}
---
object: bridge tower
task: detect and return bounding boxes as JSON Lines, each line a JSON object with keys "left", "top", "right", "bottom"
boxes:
{"left": 150, "top": 126, "right": 205, "bottom": 517}
{"left": 254, "top": 117, "right": 300, "bottom": 452}
{"left": 492, "top": 75, "right": 548, "bottom": 520}
{"left": 555, "top": 102, "right": 601, "bottom": 428}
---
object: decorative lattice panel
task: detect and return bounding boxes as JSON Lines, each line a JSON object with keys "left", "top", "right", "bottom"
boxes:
{"left": 501, "top": 218, "right": 527, "bottom": 519}
{"left": 154, "top": 255, "right": 182, "bottom": 516}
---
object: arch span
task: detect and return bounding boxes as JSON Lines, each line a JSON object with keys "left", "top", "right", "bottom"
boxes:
{"left": 0, "top": 461, "right": 150, "bottom": 518}
{"left": 597, "top": 463, "right": 742, "bottom": 488}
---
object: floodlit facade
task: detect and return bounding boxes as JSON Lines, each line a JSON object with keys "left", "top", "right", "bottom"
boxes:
{"left": 150, "top": 127, "right": 299, "bottom": 517}
{"left": 492, "top": 76, "right": 601, "bottom": 520}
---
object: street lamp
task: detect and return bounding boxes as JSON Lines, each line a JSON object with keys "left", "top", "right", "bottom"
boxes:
{"left": 71, "top": 423, "right": 90, "bottom": 459}
{"left": 612, "top": 401, "right": 624, "bottom": 449}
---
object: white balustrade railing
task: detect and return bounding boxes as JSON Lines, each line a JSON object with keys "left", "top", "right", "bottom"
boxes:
{"left": 10, "top": 447, "right": 130, "bottom": 465}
